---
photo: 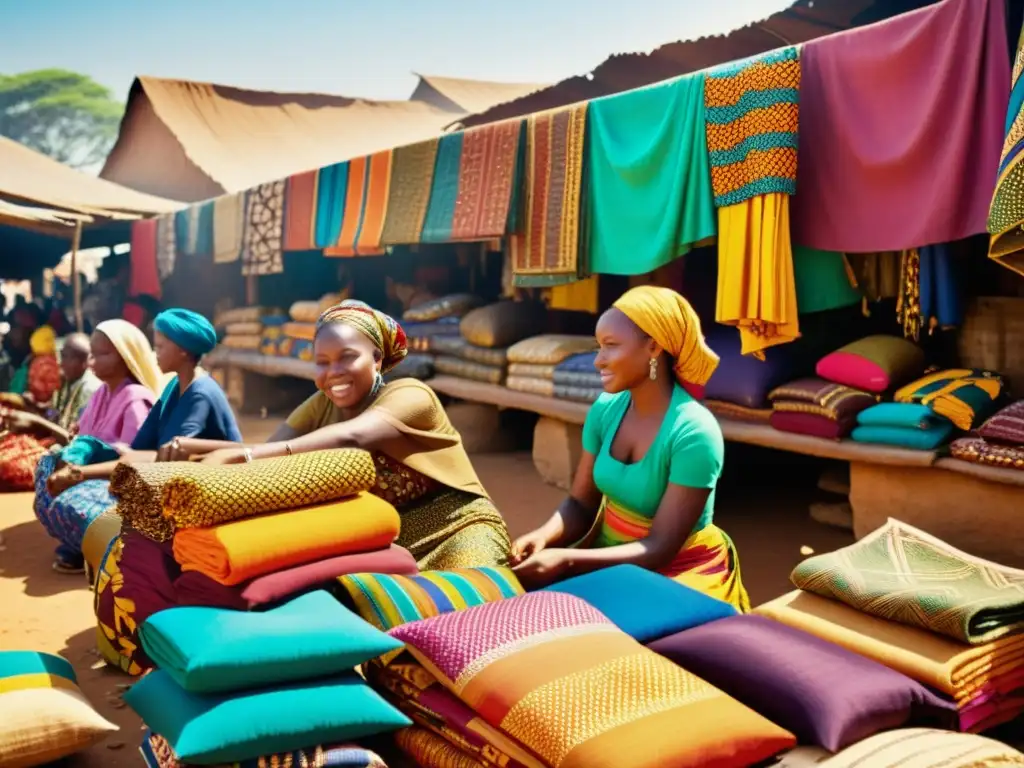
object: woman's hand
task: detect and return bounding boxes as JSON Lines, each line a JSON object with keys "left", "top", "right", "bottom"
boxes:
{"left": 200, "top": 447, "right": 248, "bottom": 466}
{"left": 510, "top": 529, "right": 549, "bottom": 566}
{"left": 47, "top": 465, "right": 84, "bottom": 497}
{"left": 157, "top": 437, "right": 204, "bottom": 462}
{"left": 511, "top": 549, "right": 573, "bottom": 589}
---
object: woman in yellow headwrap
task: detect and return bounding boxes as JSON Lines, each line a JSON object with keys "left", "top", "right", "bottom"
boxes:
{"left": 511, "top": 286, "right": 749, "bottom": 611}
{"left": 172, "top": 300, "right": 513, "bottom": 570}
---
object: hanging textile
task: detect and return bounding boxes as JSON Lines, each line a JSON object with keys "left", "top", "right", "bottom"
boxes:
{"left": 716, "top": 193, "right": 799, "bottom": 358}
{"left": 241, "top": 180, "right": 285, "bottom": 276}
{"left": 380, "top": 139, "right": 439, "bottom": 245}
{"left": 128, "top": 218, "right": 161, "bottom": 299}
{"left": 846, "top": 251, "right": 901, "bottom": 304}
{"left": 314, "top": 161, "right": 348, "bottom": 249}
{"left": 792, "top": 246, "right": 862, "bottom": 315}
{"left": 155, "top": 213, "right": 177, "bottom": 280}
{"left": 283, "top": 170, "right": 318, "bottom": 252}
{"left": 988, "top": 26, "right": 1024, "bottom": 276}
{"left": 586, "top": 73, "right": 715, "bottom": 276}
{"left": 548, "top": 275, "right": 600, "bottom": 313}
{"left": 509, "top": 103, "right": 588, "bottom": 287}
{"left": 897, "top": 249, "right": 922, "bottom": 340}
{"left": 324, "top": 152, "right": 390, "bottom": 257}
{"left": 213, "top": 193, "right": 245, "bottom": 264}
{"left": 707, "top": 47, "right": 801, "bottom": 358}
{"left": 449, "top": 120, "right": 523, "bottom": 240}
{"left": 421, "top": 133, "right": 465, "bottom": 243}
{"left": 920, "top": 243, "right": 963, "bottom": 332}
{"left": 791, "top": 0, "right": 1010, "bottom": 251}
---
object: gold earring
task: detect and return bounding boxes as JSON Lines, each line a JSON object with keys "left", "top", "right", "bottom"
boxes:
{"left": 649, "top": 358, "right": 658, "bottom": 381}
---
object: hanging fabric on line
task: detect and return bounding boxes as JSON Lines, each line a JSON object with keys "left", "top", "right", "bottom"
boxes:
{"left": 510, "top": 102, "right": 589, "bottom": 287}
{"left": 241, "top": 179, "right": 285, "bottom": 276}
{"left": 282, "top": 169, "right": 318, "bottom": 252}
{"left": 128, "top": 218, "right": 161, "bottom": 299}
{"left": 988, "top": 26, "right": 1024, "bottom": 277}
{"left": 380, "top": 139, "right": 439, "bottom": 246}
{"left": 791, "top": 0, "right": 1010, "bottom": 252}
{"left": 449, "top": 120, "right": 523, "bottom": 241}
{"left": 174, "top": 202, "right": 213, "bottom": 258}
{"left": 708, "top": 46, "right": 801, "bottom": 359}
{"left": 421, "top": 132, "right": 464, "bottom": 243}
{"left": 155, "top": 213, "right": 177, "bottom": 280}
{"left": 586, "top": 72, "right": 716, "bottom": 276}
{"left": 324, "top": 150, "right": 391, "bottom": 257}
{"left": 314, "top": 161, "right": 348, "bottom": 250}
{"left": 213, "top": 193, "right": 245, "bottom": 264}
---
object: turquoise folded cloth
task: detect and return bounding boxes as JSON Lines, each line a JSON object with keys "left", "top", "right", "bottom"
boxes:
{"left": 851, "top": 422, "right": 955, "bottom": 451}
{"left": 60, "top": 435, "right": 119, "bottom": 466}
{"left": 139, "top": 591, "right": 402, "bottom": 694}
{"left": 124, "top": 669, "right": 409, "bottom": 764}
{"left": 856, "top": 403, "right": 953, "bottom": 430}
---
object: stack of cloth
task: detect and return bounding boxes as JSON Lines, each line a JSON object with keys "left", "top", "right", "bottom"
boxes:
{"left": 552, "top": 352, "right": 602, "bottom": 403}
{"left": 403, "top": 293, "right": 483, "bottom": 352}
{"left": 431, "top": 300, "right": 548, "bottom": 385}
{"left": 213, "top": 307, "right": 283, "bottom": 353}
{"left": 950, "top": 400, "right": 1024, "bottom": 472}
{"left": 100, "top": 449, "right": 407, "bottom": 674}
{"left": 894, "top": 369, "right": 1005, "bottom": 432}
{"left": 767, "top": 378, "right": 877, "bottom": 440}
{"left": 256, "top": 314, "right": 289, "bottom": 357}
{"left": 403, "top": 317, "right": 461, "bottom": 354}
{"left": 279, "top": 292, "right": 345, "bottom": 359}
{"left": 851, "top": 403, "right": 955, "bottom": 450}
{"left": 505, "top": 335, "right": 599, "bottom": 397}
{"left": 757, "top": 519, "right": 1024, "bottom": 734}
{"left": 127, "top": 591, "right": 403, "bottom": 766}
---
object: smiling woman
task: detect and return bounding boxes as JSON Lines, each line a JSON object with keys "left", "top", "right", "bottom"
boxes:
{"left": 171, "top": 300, "right": 512, "bottom": 570}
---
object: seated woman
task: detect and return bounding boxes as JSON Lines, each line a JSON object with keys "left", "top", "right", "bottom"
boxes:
{"left": 35, "top": 320, "right": 162, "bottom": 574}
{"left": 171, "top": 300, "right": 512, "bottom": 570}
{"left": 0, "top": 326, "right": 71, "bottom": 491}
{"left": 510, "top": 286, "right": 750, "bottom": 612}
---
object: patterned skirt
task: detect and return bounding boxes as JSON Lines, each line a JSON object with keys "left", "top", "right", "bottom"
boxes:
{"left": 34, "top": 452, "right": 116, "bottom": 557}
{"left": 397, "top": 490, "right": 512, "bottom": 571}
{"left": 0, "top": 432, "right": 53, "bottom": 491}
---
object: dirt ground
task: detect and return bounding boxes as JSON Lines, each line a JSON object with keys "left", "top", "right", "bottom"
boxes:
{"left": 0, "top": 416, "right": 857, "bottom": 767}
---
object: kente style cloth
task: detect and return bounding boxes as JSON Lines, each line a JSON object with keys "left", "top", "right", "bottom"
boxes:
{"left": 704, "top": 46, "right": 800, "bottom": 207}
{"left": 325, "top": 153, "right": 391, "bottom": 257}
{"left": 791, "top": 519, "right": 1024, "bottom": 646}
{"left": 380, "top": 139, "right": 439, "bottom": 245}
{"left": 894, "top": 369, "right": 1003, "bottom": 431}
{"left": 110, "top": 448, "right": 376, "bottom": 541}
{"left": 612, "top": 285, "right": 719, "bottom": 399}
{"left": 509, "top": 104, "right": 589, "bottom": 288}
{"left": 755, "top": 590, "right": 1024, "bottom": 734}
{"left": 317, "top": 300, "right": 409, "bottom": 373}
{"left": 141, "top": 731, "right": 389, "bottom": 768}
{"left": 153, "top": 309, "right": 218, "bottom": 357}
{"left": 989, "top": 25, "right": 1024, "bottom": 277}
{"left": 241, "top": 180, "right": 286, "bottom": 276}
{"left": 791, "top": 0, "right": 1010, "bottom": 252}
{"left": 586, "top": 73, "right": 716, "bottom": 276}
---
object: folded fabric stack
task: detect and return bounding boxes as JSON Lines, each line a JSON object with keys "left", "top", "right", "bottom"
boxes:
{"left": 213, "top": 306, "right": 281, "bottom": 337}
{"left": 772, "top": 729, "right": 1024, "bottom": 767}
{"left": 895, "top": 368, "right": 1005, "bottom": 431}
{"left": 951, "top": 400, "right": 1024, "bottom": 472}
{"left": 431, "top": 335, "right": 509, "bottom": 384}
{"left": 100, "top": 449, "right": 407, "bottom": 674}
{"left": 403, "top": 317, "right": 461, "bottom": 354}
{"left": 506, "top": 335, "right": 598, "bottom": 397}
{"left": 127, "top": 591, "right": 405, "bottom": 766}
{"left": 384, "top": 352, "right": 435, "bottom": 382}
{"left": 552, "top": 352, "right": 603, "bottom": 403}
{"left": 768, "top": 378, "right": 877, "bottom": 440}
{"left": 257, "top": 315, "right": 289, "bottom": 356}
{"left": 852, "top": 402, "right": 955, "bottom": 450}
{"left": 403, "top": 293, "right": 484, "bottom": 355}
{"left": 757, "top": 519, "right": 1024, "bottom": 734}
{"left": 388, "top": 590, "right": 796, "bottom": 768}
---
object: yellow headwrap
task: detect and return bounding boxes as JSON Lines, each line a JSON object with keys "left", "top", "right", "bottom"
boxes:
{"left": 29, "top": 325, "right": 56, "bottom": 357}
{"left": 95, "top": 319, "right": 164, "bottom": 396}
{"left": 612, "top": 286, "right": 719, "bottom": 393}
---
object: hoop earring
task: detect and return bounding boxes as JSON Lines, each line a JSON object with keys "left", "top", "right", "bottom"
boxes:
{"left": 649, "top": 358, "right": 658, "bottom": 381}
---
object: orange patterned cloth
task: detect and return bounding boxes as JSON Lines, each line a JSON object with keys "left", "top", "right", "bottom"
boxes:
{"left": 27, "top": 354, "right": 61, "bottom": 405}
{"left": 325, "top": 152, "right": 392, "bottom": 257}
{"left": 391, "top": 592, "right": 794, "bottom": 768}
{"left": 282, "top": 169, "right": 318, "bottom": 251}
{"left": 450, "top": 121, "right": 523, "bottom": 241}
{"left": 704, "top": 47, "right": 800, "bottom": 206}
{"left": 173, "top": 492, "right": 400, "bottom": 585}
{"left": 0, "top": 432, "right": 54, "bottom": 490}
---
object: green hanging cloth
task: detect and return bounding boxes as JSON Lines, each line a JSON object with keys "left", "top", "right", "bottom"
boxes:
{"left": 792, "top": 246, "right": 863, "bottom": 314}
{"left": 585, "top": 73, "right": 716, "bottom": 276}
{"left": 8, "top": 361, "right": 29, "bottom": 396}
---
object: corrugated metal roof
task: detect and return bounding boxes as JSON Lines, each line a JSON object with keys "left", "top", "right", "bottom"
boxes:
{"left": 101, "top": 76, "right": 465, "bottom": 198}
{"left": 410, "top": 74, "right": 548, "bottom": 114}
{"left": 0, "top": 134, "right": 180, "bottom": 219}
{"left": 459, "top": 0, "right": 939, "bottom": 128}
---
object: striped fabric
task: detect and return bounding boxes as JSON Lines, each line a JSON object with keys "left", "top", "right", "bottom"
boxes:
{"left": 338, "top": 567, "right": 523, "bottom": 632}
{"left": 0, "top": 650, "right": 118, "bottom": 766}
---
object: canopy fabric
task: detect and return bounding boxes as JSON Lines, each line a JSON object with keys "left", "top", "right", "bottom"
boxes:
{"left": 409, "top": 74, "right": 548, "bottom": 114}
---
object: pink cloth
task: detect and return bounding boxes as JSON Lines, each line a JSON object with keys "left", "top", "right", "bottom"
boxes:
{"left": 791, "top": 0, "right": 1010, "bottom": 251}
{"left": 77, "top": 381, "right": 156, "bottom": 446}
{"left": 128, "top": 218, "right": 161, "bottom": 299}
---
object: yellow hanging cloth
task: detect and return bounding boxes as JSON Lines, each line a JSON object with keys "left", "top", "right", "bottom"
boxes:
{"left": 548, "top": 275, "right": 600, "bottom": 313}
{"left": 715, "top": 192, "right": 800, "bottom": 359}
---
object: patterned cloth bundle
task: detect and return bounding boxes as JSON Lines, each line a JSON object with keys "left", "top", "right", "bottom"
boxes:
{"left": 551, "top": 352, "right": 602, "bottom": 404}
{"left": 430, "top": 334, "right": 509, "bottom": 385}
{"left": 768, "top": 377, "right": 876, "bottom": 440}
{"left": 505, "top": 336, "right": 598, "bottom": 398}
{"left": 759, "top": 519, "right": 1024, "bottom": 733}
{"left": 950, "top": 399, "right": 1024, "bottom": 473}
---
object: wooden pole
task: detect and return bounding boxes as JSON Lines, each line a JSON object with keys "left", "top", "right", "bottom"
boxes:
{"left": 70, "top": 220, "right": 83, "bottom": 332}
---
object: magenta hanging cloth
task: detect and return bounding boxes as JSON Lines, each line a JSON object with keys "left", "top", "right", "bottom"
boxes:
{"left": 791, "top": 0, "right": 1010, "bottom": 252}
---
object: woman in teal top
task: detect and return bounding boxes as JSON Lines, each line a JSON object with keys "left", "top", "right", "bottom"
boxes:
{"left": 511, "top": 285, "right": 749, "bottom": 612}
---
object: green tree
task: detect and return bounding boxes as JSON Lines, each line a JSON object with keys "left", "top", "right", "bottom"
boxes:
{"left": 0, "top": 69, "right": 123, "bottom": 168}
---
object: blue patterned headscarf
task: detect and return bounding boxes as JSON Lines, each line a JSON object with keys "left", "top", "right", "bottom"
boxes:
{"left": 153, "top": 308, "right": 217, "bottom": 357}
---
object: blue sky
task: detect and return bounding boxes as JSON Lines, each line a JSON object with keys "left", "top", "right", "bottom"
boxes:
{"left": 0, "top": 0, "right": 793, "bottom": 102}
